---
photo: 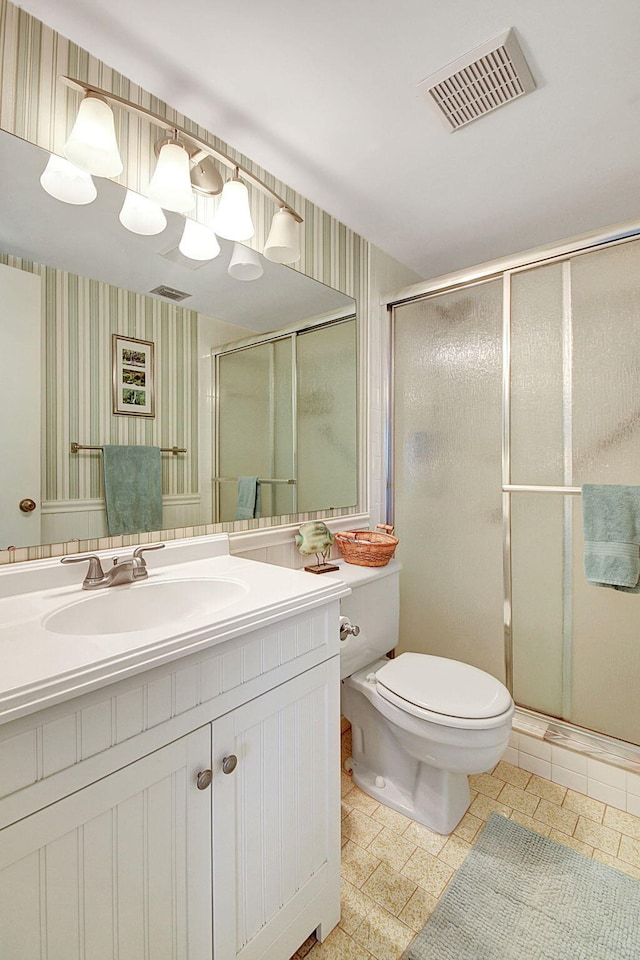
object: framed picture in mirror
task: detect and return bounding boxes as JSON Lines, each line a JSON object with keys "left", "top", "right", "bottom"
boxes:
{"left": 112, "top": 334, "right": 155, "bottom": 417}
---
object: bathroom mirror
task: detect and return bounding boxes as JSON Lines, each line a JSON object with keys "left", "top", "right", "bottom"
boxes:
{"left": 0, "top": 129, "right": 358, "bottom": 550}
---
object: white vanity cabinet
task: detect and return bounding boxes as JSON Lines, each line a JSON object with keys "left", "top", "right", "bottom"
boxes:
{"left": 0, "top": 550, "right": 344, "bottom": 960}
{"left": 212, "top": 660, "right": 339, "bottom": 960}
{"left": 0, "top": 726, "right": 213, "bottom": 959}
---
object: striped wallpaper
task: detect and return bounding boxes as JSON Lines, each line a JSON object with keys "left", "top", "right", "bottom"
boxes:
{"left": 0, "top": 0, "right": 368, "bottom": 562}
{"left": 0, "top": 254, "right": 199, "bottom": 503}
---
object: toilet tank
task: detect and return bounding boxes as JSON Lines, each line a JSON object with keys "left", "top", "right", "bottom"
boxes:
{"left": 335, "top": 558, "right": 401, "bottom": 679}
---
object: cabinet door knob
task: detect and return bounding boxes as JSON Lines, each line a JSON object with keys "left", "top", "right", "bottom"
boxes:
{"left": 222, "top": 755, "right": 238, "bottom": 775}
{"left": 196, "top": 769, "right": 213, "bottom": 790}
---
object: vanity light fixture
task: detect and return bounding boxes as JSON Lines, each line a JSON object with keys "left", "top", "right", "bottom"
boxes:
{"left": 64, "top": 93, "right": 123, "bottom": 177}
{"left": 264, "top": 207, "right": 301, "bottom": 264}
{"left": 190, "top": 155, "right": 224, "bottom": 196}
{"left": 213, "top": 168, "right": 255, "bottom": 241}
{"left": 59, "top": 76, "right": 304, "bottom": 263}
{"left": 118, "top": 189, "right": 167, "bottom": 235}
{"left": 40, "top": 153, "right": 98, "bottom": 204}
{"left": 178, "top": 218, "right": 221, "bottom": 261}
{"left": 227, "top": 241, "right": 263, "bottom": 281}
{"left": 147, "top": 136, "right": 195, "bottom": 213}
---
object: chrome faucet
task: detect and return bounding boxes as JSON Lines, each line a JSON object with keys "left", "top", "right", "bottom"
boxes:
{"left": 61, "top": 543, "right": 165, "bottom": 590}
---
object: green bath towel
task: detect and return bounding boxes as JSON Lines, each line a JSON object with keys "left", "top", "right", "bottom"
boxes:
{"left": 582, "top": 483, "right": 640, "bottom": 592}
{"left": 234, "top": 477, "right": 261, "bottom": 520}
{"left": 103, "top": 444, "right": 163, "bottom": 536}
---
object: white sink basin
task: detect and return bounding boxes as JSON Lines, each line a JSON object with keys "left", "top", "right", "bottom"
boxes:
{"left": 43, "top": 578, "right": 249, "bottom": 636}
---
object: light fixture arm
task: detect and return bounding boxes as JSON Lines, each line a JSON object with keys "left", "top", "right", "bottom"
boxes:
{"left": 60, "top": 76, "right": 304, "bottom": 224}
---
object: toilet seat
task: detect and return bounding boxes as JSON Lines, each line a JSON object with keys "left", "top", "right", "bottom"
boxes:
{"left": 375, "top": 652, "right": 512, "bottom": 726}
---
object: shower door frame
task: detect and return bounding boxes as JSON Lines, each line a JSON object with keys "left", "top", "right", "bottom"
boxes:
{"left": 213, "top": 311, "right": 358, "bottom": 523}
{"left": 213, "top": 332, "right": 298, "bottom": 523}
{"left": 386, "top": 216, "right": 640, "bottom": 765}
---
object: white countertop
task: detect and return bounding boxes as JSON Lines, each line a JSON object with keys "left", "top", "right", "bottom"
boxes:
{"left": 0, "top": 535, "right": 350, "bottom": 724}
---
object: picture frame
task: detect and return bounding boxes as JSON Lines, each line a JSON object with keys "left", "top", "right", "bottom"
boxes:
{"left": 112, "top": 334, "right": 155, "bottom": 417}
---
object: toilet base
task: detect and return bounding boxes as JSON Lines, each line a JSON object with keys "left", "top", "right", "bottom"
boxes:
{"left": 348, "top": 755, "right": 471, "bottom": 835}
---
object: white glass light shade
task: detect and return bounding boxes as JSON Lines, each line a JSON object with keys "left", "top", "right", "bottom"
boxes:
{"left": 39, "top": 153, "right": 97, "bottom": 205}
{"left": 263, "top": 208, "right": 301, "bottom": 264}
{"left": 147, "top": 141, "right": 195, "bottom": 213}
{"left": 213, "top": 177, "right": 254, "bottom": 241}
{"left": 64, "top": 95, "right": 123, "bottom": 178}
{"left": 228, "top": 242, "right": 264, "bottom": 281}
{"left": 118, "top": 190, "right": 167, "bottom": 235}
{"left": 179, "top": 218, "right": 221, "bottom": 261}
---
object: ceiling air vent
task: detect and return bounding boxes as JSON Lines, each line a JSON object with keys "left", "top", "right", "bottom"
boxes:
{"left": 149, "top": 284, "right": 192, "bottom": 302}
{"left": 418, "top": 28, "right": 535, "bottom": 132}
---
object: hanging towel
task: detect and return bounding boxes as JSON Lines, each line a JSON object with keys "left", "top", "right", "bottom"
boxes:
{"left": 582, "top": 484, "right": 640, "bottom": 592}
{"left": 235, "top": 477, "right": 261, "bottom": 520}
{"left": 103, "top": 445, "right": 163, "bottom": 536}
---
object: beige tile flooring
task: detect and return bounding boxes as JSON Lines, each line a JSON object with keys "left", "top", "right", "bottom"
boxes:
{"left": 290, "top": 725, "right": 640, "bottom": 960}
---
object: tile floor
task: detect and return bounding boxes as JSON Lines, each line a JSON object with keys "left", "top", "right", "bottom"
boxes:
{"left": 290, "top": 724, "right": 640, "bottom": 960}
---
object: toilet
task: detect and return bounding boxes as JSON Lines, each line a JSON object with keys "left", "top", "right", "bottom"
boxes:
{"left": 338, "top": 558, "right": 514, "bottom": 834}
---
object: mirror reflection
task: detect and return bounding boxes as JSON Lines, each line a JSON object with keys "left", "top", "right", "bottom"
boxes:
{"left": 0, "top": 130, "right": 357, "bottom": 550}
{"left": 216, "top": 317, "right": 357, "bottom": 522}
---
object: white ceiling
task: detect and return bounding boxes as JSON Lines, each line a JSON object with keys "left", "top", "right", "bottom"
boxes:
{"left": 15, "top": 0, "right": 640, "bottom": 280}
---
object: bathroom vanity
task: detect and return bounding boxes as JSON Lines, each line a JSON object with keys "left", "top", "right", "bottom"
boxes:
{"left": 0, "top": 535, "right": 348, "bottom": 960}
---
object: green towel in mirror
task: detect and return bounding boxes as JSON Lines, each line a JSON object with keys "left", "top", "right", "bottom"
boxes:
{"left": 235, "top": 477, "right": 261, "bottom": 520}
{"left": 103, "top": 445, "right": 163, "bottom": 536}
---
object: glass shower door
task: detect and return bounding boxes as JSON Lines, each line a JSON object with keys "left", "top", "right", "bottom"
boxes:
{"left": 509, "top": 261, "right": 566, "bottom": 717}
{"left": 510, "top": 240, "right": 640, "bottom": 744}
{"left": 392, "top": 280, "right": 505, "bottom": 681}
{"left": 569, "top": 242, "right": 640, "bottom": 744}
{"left": 216, "top": 339, "right": 294, "bottom": 521}
{"left": 296, "top": 319, "right": 357, "bottom": 513}
{"left": 393, "top": 235, "right": 640, "bottom": 747}
{"left": 216, "top": 317, "right": 357, "bottom": 523}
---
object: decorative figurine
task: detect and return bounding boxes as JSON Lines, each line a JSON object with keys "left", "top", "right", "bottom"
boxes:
{"left": 295, "top": 520, "right": 339, "bottom": 574}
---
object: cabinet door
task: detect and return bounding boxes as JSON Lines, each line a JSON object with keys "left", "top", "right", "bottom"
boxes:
{"left": 212, "top": 659, "right": 340, "bottom": 960}
{"left": 0, "top": 726, "right": 212, "bottom": 960}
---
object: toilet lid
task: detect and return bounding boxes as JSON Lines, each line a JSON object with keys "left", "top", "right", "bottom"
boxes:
{"left": 376, "top": 653, "right": 512, "bottom": 720}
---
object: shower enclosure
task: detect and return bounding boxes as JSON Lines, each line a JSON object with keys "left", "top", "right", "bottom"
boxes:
{"left": 215, "top": 316, "right": 357, "bottom": 522}
{"left": 390, "top": 231, "right": 640, "bottom": 749}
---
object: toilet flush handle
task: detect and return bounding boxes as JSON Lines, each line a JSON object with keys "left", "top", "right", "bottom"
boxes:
{"left": 340, "top": 617, "right": 360, "bottom": 643}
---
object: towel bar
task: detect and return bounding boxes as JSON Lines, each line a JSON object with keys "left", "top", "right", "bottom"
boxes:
{"left": 503, "top": 484, "right": 581, "bottom": 495}
{"left": 212, "top": 476, "right": 296, "bottom": 485}
{"left": 71, "top": 442, "right": 186, "bottom": 455}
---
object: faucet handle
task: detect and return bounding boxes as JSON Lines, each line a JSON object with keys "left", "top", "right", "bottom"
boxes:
{"left": 61, "top": 554, "right": 105, "bottom": 584}
{"left": 133, "top": 542, "right": 165, "bottom": 566}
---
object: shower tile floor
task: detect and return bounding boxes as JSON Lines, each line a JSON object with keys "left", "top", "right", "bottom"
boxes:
{"left": 289, "top": 724, "right": 640, "bottom": 960}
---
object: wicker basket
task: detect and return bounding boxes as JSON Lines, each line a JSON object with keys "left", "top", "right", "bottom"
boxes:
{"left": 334, "top": 524, "right": 399, "bottom": 567}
